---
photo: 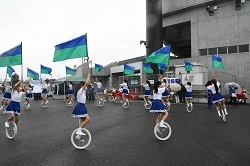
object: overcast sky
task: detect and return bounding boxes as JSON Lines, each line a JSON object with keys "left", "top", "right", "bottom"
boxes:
{"left": 0, "top": 0, "right": 146, "bottom": 81}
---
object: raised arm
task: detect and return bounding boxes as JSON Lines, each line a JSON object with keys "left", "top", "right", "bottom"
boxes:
{"left": 82, "top": 73, "right": 91, "bottom": 90}
{"left": 14, "top": 78, "right": 22, "bottom": 90}
{"left": 212, "top": 74, "right": 219, "bottom": 82}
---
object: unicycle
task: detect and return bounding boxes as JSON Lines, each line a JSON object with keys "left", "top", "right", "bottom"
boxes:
{"left": 1, "top": 104, "right": 8, "bottom": 114}
{"left": 97, "top": 98, "right": 104, "bottom": 107}
{"left": 219, "top": 104, "right": 226, "bottom": 123}
{"left": 41, "top": 99, "right": 49, "bottom": 108}
{"left": 23, "top": 101, "right": 31, "bottom": 110}
{"left": 66, "top": 98, "right": 74, "bottom": 106}
{"left": 144, "top": 97, "right": 152, "bottom": 110}
{"left": 107, "top": 95, "right": 114, "bottom": 102}
{"left": 186, "top": 103, "right": 193, "bottom": 113}
{"left": 122, "top": 98, "right": 129, "bottom": 109}
{"left": 162, "top": 97, "right": 171, "bottom": 111}
{"left": 6, "top": 120, "right": 17, "bottom": 139}
{"left": 71, "top": 119, "right": 92, "bottom": 149}
{"left": 154, "top": 113, "right": 172, "bottom": 141}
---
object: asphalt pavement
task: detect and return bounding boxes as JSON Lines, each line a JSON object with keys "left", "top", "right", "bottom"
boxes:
{"left": 0, "top": 95, "right": 250, "bottom": 166}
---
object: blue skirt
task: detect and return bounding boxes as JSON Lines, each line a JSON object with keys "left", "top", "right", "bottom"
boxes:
{"left": 3, "top": 92, "right": 11, "bottom": 99}
{"left": 72, "top": 103, "right": 88, "bottom": 118}
{"left": 150, "top": 99, "right": 166, "bottom": 113}
{"left": 144, "top": 90, "right": 151, "bottom": 96}
{"left": 26, "top": 93, "right": 33, "bottom": 98}
{"left": 97, "top": 88, "right": 103, "bottom": 94}
{"left": 6, "top": 101, "right": 21, "bottom": 115}
{"left": 122, "top": 89, "right": 128, "bottom": 94}
{"left": 68, "top": 90, "right": 74, "bottom": 95}
{"left": 162, "top": 90, "right": 169, "bottom": 97}
{"left": 212, "top": 93, "right": 225, "bottom": 103}
{"left": 185, "top": 92, "right": 193, "bottom": 99}
{"left": 42, "top": 89, "right": 48, "bottom": 94}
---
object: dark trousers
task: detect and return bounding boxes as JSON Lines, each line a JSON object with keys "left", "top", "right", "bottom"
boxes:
{"left": 88, "top": 94, "right": 94, "bottom": 102}
{"left": 230, "top": 96, "right": 237, "bottom": 106}
{"left": 208, "top": 96, "right": 213, "bottom": 108}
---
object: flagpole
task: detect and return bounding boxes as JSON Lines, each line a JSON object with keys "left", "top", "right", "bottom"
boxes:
{"left": 21, "top": 42, "right": 23, "bottom": 79}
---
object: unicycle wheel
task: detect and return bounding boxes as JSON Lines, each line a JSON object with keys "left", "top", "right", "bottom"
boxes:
{"left": 66, "top": 99, "right": 74, "bottom": 106}
{"left": 71, "top": 128, "right": 92, "bottom": 149}
{"left": 6, "top": 121, "right": 17, "bottom": 140}
{"left": 122, "top": 100, "right": 129, "bottom": 109}
{"left": 154, "top": 122, "right": 172, "bottom": 141}
{"left": 97, "top": 98, "right": 104, "bottom": 107}
{"left": 144, "top": 101, "right": 152, "bottom": 109}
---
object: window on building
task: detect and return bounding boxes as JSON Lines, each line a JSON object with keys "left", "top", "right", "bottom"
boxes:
{"left": 228, "top": 46, "right": 237, "bottom": 54}
{"left": 239, "top": 44, "right": 249, "bottom": 53}
{"left": 208, "top": 48, "right": 217, "bottom": 55}
{"left": 218, "top": 47, "right": 227, "bottom": 54}
{"left": 199, "top": 49, "right": 207, "bottom": 56}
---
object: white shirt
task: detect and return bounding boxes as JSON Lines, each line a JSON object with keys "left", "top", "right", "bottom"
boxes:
{"left": 42, "top": 83, "right": 49, "bottom": 90}
{"left": 120, "top": 83, "right": 128, "bottom": 90}
{"left": 96, "top": 82, "right": 102, "bottom": 89}
{"left": 185, "top": 85, "right": 192, "bottom": 92}
{"left": 153, "top": 87, "right": 165, "bottom": 100}
{"left": 161, "top": 82, "right": 166, "bottom": 88}
{"left": 11, "top": 91, "right": 26, "bottom": 102}
{"left": 143, "top": 83, "right": 150, "bottom": 90}
{"left": 207, "top": 82, "right": 221, "bottom": 94}
{"left": 69, "top": 84, "right": 73, "bottom": 90}
{"left": 5, "top": 85, "right": 12, "bottom": 93}
{"left": 118, "top": 88, "right": 123, "bottom": 92}
{"left": 77, "top": 88, "right": 87, "bottom": 104}
{"left": 26, "top": 87, "right": 32, "bottom": 94}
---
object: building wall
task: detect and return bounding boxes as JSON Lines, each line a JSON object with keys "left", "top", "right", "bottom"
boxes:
{"left": 162, "top": 0, "right": 250, "bottom": 89}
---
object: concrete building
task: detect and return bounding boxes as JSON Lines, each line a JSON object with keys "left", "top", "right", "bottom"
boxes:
{"left": 161, "top": 0, "right": 250, "bottom": 89}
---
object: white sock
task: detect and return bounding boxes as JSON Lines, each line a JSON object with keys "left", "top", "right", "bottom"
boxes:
{"left": 218, "top": 111, "right": 221, "bottom": 116}
{"left": 224, "top": 109, "right": 228, "bottom": 114}
{"left": 160, "top": 120, "right": 164, "bottom": 125}
{"left": 190, "top": 103, "right": 193, "bottom": 106}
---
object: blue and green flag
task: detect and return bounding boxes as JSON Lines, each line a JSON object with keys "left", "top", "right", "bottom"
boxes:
{"left": 185, "top": 61, "right": 194, "bottom": 72}
{"left": 124, "top": 64, "right": 135, "bottom": 76}
{"left": 143, "top": 62, "right": 153, "bottom": 74}
{"left": 212, "top": 54, "right": 224, "bottom": 69}
{"left": 95, "top": 64, "right": 103, "bottom": 72}
{"left": 0, "top": 43, "right": 22, "bottom": 67}
{"left": 7, "top": 66, "right": 15, "bottom": 77}
{"left": 158, "top": 64, "right": 167, "bottom": 71}
{"left": 146, "top": 45, "right": 171, "bottom": 65}
{"left": 27, "top": 68, "right": 39, "bottom": 80}
{"left": 66, "top": 66, "right": 76, "bottom": 75}
{"left": 53, "top": 34, "right": 88, "bottom": 62}
{"left": 41, "top": 65, "right": 52, "bottom": 75}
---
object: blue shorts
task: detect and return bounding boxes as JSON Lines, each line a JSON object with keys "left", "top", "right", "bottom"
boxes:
{"left": 150, "top": 99, "right": 167, "bottom": 113}
{"left": 42, "top": 89, "right": 48, "bottom": 94}
{"left": 144, "top": 90, "right": 151, "bottom": 96}
{"left": 72, "top": 103, "right": 88, "bottom": 118}
{"left": 185, "top": 92, "right": 193, "bottom": 99}
{"left": 122, "top": 89, "right": 128, "bottom": 94}
{"left": 3, "top": 92, "right": 11, "bottom": 99}
{"left": 26, "top": 93, "right": 33, "bottom": 98}
{"left": 68, "top": 90, "right": 74, "bottom": 95}
{"left": 97, "top": 88, "right": 103, "bottom": 94}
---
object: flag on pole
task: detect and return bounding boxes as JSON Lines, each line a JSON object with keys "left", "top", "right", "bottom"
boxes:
{"left": 146, "top": 45, "right": 171, "bottom": 65}
{"left": 124, "top": 64, "right": 135, "bottom": 76}
{"left": 158, "top": 63, "right": 167, "bottom": 71}
{"left": 185, "top": 61, "right": 194, "bottom": 72}
{"left": 41, "top": 65, "right": 52, "bottom": 75}
{"left": 53, "top": 34, "right": 88, "bottom": 62}
{"left": 212, "top": 54, "right": 224, "bottom": 69}
{"left": 27, "top": 68, "right": 39, "bottom": 80}
{"left": 95, "top": 64, "right": 103, "bottom": 72}
{"left": 66, "top": 66, "right": 76, "bottom": 75}
{"left": 6, "top": 66, "right": 15, "bottom": 77}
{"left": 143, "top": 62, "right": 153, "bottom": 74}
{"left": 0, "top": 44, "right": 22, "bottom": 67}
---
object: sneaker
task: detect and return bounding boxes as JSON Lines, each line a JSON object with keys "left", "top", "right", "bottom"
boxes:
{"left": 159, "top": 122, "right": 168, "bottom": 128}
{"left": 1, "top": 110, "right": 7, "bottom": 115}
{"left": 225, "top": 112, "right": 228, "bottom": 116}
{"left": 0, "top": 105, "right": 3, "bottom": 110}
{"left": 156, "top": 126, "right": 162, "bottom": 134}
{"left": 75, "top": 135, "right": 81, "bottom": 140}
{"left": 219, "top": 115, "right": 222, "bottom": 118}
{"left": 45, "top": 100, "right": 49, "bottom": 104}
{"left": 76, "top": 129, "right": 86, "bottom": 136}
{"left": 5, "top": 121, "right": 9, "bottom": 128}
